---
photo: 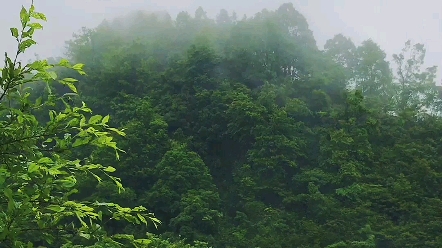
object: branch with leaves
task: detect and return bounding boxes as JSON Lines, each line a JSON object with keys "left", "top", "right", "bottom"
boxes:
{"left": 0, "top": 2, "right": 160, "bottom": 247}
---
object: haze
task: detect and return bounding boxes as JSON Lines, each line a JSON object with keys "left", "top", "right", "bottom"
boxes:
{"left": 1, "top": 0, "right": 441, "bottom": 81}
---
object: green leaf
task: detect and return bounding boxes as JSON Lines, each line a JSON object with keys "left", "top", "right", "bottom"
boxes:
{"left": 72, "top": 137, "right": 91, "bottom": 147}
{"left": 113, "top": 234, "right": 135, "bottom": 240}
{"left": 49, "top": 110, "right": 56, "bottom": 120}
{"left": 62, "top": 77, "right": 78, "bottom": 83}
{"left": 20, "top": 6, "right": 29, "bottom": 27}
{"left": 101, "top": 115, "right": 110, "bottom": 124}
{"left": 28, "top": 163, "right": 39, "bottom": 173}
{"left": 134, "top": 239, "right": 152, "bottom": 245}
{"left": 28, "top": 22, "right": 43, "bottom": 30}
{"left": 48, "top": 71, "right": 57, "bottom": 80}
{"left": 19, "top": 39, "right": 37, "bottom": 53}
{"left": 30, "top": 12, "right": 47, "bottom": 21}
{"left": 62, "top": 92, "right": 78, "bottom": 98}
{"left": 103, "top": 166, "right": 116, "bottom": 173}
{"left": 29, "top": 4, "right": 35, "bottom": 14}
{"left": 59, "top": 177, "right": 77, "bottom": 188}
{"left": 75, "top": 212, "right": 88, "bottom": 227}
{"left": 90, "top": 172, "right": 103, "bottom": 183}
{"left": 72, "top": 63, "right": 85, "bottom": 71}
{"left": 80, "top": 116, "right": 86, "bottom": 127}
{"left": 10, "top": 28, "right": 19, "bottom": 38}
{"left": 38, "top": 157, "right": 53, "bottom": 164}
{"left": 7, "top": 199, "right": 15, "bottom": 211}
{"left": 58, "top": 58, "right": 70, "bottom": 67}
{"left": 137, "top": 213, "right": 148, "bottom": 225}
{"left": 89, "top": 115, "right": 102, "bottom": 124}
{"left": 108, "top": 127, "right": 126, "bottom": 136}
{"left": 47, "top": 205, "right": 66, "bottom": 212}
{"left": 79, "top": 232, "right": 91, "bottom": 240}
{"left": 4, "top": 188, "right": 13, "bottom": 199}
{"left": 66, "top": 82, "right": 77, "bottom": 93}
{"left": 115, "top": 150, "right": 121, "bottom": 161}
{"left": 17, "top": 115, "right": 24, "bottom": 123}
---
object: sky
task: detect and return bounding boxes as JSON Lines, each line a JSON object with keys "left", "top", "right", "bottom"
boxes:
{"left": 1, "top": 0, "right": 441, "bottom": 81}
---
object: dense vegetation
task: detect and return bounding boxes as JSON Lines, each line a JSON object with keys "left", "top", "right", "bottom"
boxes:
{"left": 2, "top": 2, "right": 442, "bottom": 247}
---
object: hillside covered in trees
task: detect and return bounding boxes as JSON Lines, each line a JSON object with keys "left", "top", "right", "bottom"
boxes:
{"left": 2, "top": 2, "right": 442, "bottom": 248}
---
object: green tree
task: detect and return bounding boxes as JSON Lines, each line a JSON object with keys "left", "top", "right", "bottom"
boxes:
{"left": 392, "top": 40, "right": 439, "bottom": 113}
{"left": 323, "top": 34, "right": 357, "bottom": 77}
{"left": 142, "top": 142, "right": 221, "bottom": 244}
{"left": 353, "top": 39, "right": 394, "bottom": 111}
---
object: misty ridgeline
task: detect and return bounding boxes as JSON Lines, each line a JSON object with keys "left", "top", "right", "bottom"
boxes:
{"left": 2, "top": 2, "right": 442, "bottom": 248}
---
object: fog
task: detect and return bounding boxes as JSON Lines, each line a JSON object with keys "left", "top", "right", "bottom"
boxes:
{"left": 1, "top": 0, "right": 441, "bottom": 81}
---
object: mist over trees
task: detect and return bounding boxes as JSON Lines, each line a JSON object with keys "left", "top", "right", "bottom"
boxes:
{"left": 2, "top": 2, "right": 442, "bottom": 247}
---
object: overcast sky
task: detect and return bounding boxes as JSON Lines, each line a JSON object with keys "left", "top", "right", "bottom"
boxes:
{"left": 1, "top": 0, "right": 441, "bottom": 81}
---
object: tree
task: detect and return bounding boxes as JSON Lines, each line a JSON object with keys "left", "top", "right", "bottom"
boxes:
{"left": 353, "top": 39, "right": 394, "bottom": 109}
{"left": 0, "top": 2, "right": 160, "bottom": 247}
{"left": 392, "top": 40, "right": 439, "bottom": 113}
{"left": 323, "top": 34, "right": 357, "bottom": 75}
{"left": 142, "top": 142, "right": 221, "bottom": 244}
{"left": 216, "top": 9, "right": 232, "bottom": 26}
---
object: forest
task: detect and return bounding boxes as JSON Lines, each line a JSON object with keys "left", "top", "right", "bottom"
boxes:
{"left": 1, "top": 2, "right": 442, "bottom": 247}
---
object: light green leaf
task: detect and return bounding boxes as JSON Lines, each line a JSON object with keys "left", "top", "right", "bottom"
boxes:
{"left": 30, "top": 12, "right": 47, "bottom": 21}
{"left": 48, "top": 71, "right": 57, "bottom": 80}
{"left": 72, "top": 137, "right": 91, "bottom": 147}
{"left": 29, "top": 4, "right": 35, "bottom": 14}
{"left": 49, "top": 110, "right": 55, "bottom": 120}
{"left": 134, "top": 239, "right": 152, "bottom": 245}
{"left": 59, "top": 177, "right": 77, "bottom": 188}
{"left": 28, "top": 163, "right": 39, "bottom": 173}
{"left": 58, "top": 58, "right": 70, "bottom": 67}
{"left": 89, "top": 115, "right": 102, "bottom": 124}
{"left": 27, "top": 22, "right": 43, "bottom": 30}
{"left": 62, "top": 77, "right": 78, "bottom": 83}
{"left": 22, "top": 27, "right": 35, "bottom": 38}
{"left": 103, "top": 166, "right": 116, "bottom": 173}
{"left": 79, "top": 232, "right": 91, "bottom": 240}
{"left": 90, "top": 172, "right": 102, "bottom": 183}
{"left": 20, "top": 6, "right": 29, "bottom": 27}
{"left": 66, "top": 82, "right": 77, "bottom": 93}
{"left": 101, "top": 115, "right": 110, "bottom": 124}
{"left": 47, "top": 205, "right": 66, "bottom": 212}
{"left": 10, "top": 28, "right": 19, "bottom": 38}
{"left": 19, "top": 39, "right": 37, "bottom": 52}
{"left": 38, "top": 157, "right": 52, "bottom": 164}
{"left": 62, "top": 92, "right": 78, "bottom": 98}
{"left": 108, "top": 127, "right": 126, "bottom": 136}
{"left": 72, "top": 63, "right": 85, "bottom": 71}
{"left": 137, "top": 213, "right": 147, "bottom": 225}
{"left": 80, "top": 116, "right": 86, "bottom": 127}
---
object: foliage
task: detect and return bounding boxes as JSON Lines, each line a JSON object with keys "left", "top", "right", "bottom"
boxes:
{"left": 4, "top": 1, "right": 442, "bottom": 248}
